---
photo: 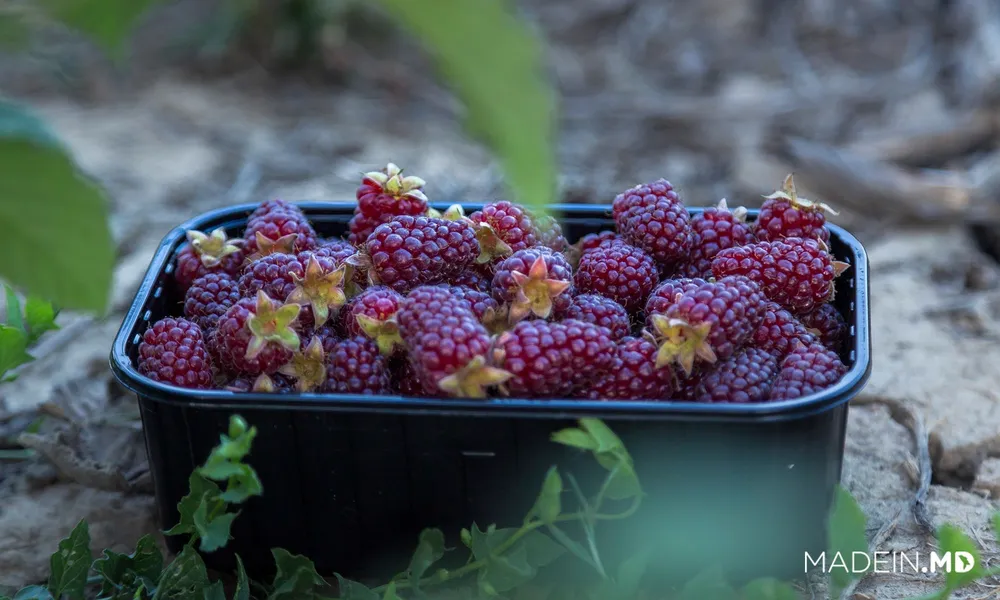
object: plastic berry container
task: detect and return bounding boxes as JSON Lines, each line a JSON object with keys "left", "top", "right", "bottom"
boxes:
{"left": 110, "top": 202, "right": 871, "bottom": 583}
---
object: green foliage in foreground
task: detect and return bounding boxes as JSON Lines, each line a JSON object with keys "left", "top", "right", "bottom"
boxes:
{"left": 4, "top": 415, "right": 1000, "bottom": 600}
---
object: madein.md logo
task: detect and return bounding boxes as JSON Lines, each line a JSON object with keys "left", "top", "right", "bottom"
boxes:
{"left": 805, "top": 551, "right": 976, "bottom": 575}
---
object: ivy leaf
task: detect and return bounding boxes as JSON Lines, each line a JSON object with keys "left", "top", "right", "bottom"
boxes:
{"left": 0, "top": 101, "right": 115, "bottom": 313}
{"left": 578, "top": 419, "right": 625, "bottom": 453}
{"left": 407, "top": 528, "right": 445, "bottom": 589}
{"left": 550, "top": 427, "right": 598, "bottom": 452}
{"left": 544, "top": 524, "right": 597, "bottom": 571}
{"left": 153, "top": 546, "right": 209, "bottom": 600}
{"left": 12, "top": 587, "right": 54, "bottom": 600}
{"left": 163, "top": 473, "right": 224, "bottom": 537}
{"left": 373, "top": 0, "right": 557, "bottom": 217}
{"left": 193, "top": 500, "right": 237, "bottom": 553}
{"left": 23, "top": 297, "right": 58, "bottom": 345}
{"left": 478, "top": 544, "right": 535, "bottom": 593}
{"left": 4, "top": 285, "right": 23, "bottom": 330}
{"left": 382, "top": 582, "right": 401, "bottom": 600}
{"left": 518, "top": 531, "right": 566, "bottom": 569}
{"left": 597, "top": 456, "right": 641, "bottom": 501}
{"left": 741, "top": 578, "right": 801, "bottom": 600}
{"left": 676, "top": 566, "right": 738, "bottom": 600}
{"left": 0, "top": 325, "right": 32, "bottom": 378}
{"left": 527, "top": 467, "right": 562, "bottom": 524}
{"left": 92, "top": 534, "right": 163, "bottom": 595}
{"left": 826, "top": 486, "right": 868, "bottom": 596}
{"left": 47, "top": 519, "right": 91, "bottom": 600}
{"left": 268, "top": 549, "right": 331, "bottom": 599}
{"left": 936, "top": 524, "right": 985, "bottom": 591}
{"left": 37, "top": 0, "right": 161, "bottom": 58}
{"left": 333, "top": 575, "right": 379, "bottom": 600}
{"left": 234, "top": 555, "right": 250, "bottom": 600}
{"left": 202, "top": 581, "right": 226, "bottom": 600}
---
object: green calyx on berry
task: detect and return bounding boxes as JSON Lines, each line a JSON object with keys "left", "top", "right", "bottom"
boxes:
{"left": 442, "top": 204, "right": 466, "bottom": 221}
{"left": 426, "top": 207, "right": 443, "bottom": 218}
{"left": 245, "top": 231, "right": 299, "bottom": 263}
{"left": 763, "top": 173, "right": 839, "bottom": 216}
{"left": 508, "top": 256, "right": 571, "bottom": 323}
{"left": 649, "top": 314, "right": 717, "bottom": 377}
{"left": 365, "top": 163, "right": 428, "bottom": 202}
{"left": 186, "top": 228, "right": 242, "bottom": 268}
{"left": 278, "top": 336, "right": 327, "bottom": 392}
{"left": 287, "top": 255, "right": 348, "bottom": 329}
{"left": 472, "top": 222, "right": 514, "bottom": 264}
{"left": 437, "top": 355, "right": 512, "bottom": 399}
{"left": 356, "top": 313, "right": 403, "bottom": 355}
{"left": 251, "top": 373, "right": 280, "bottom": 393}
{"left": 245, "top": 290, "right": 302, "bottom": 360}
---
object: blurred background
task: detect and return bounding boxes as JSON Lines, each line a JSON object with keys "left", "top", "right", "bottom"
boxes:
{"left": 4, "top": 0, "right": 1000, "bottom": 596}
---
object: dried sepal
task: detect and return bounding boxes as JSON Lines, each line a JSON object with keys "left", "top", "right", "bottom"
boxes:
{"left": 472, "top": 222, "right": 514, "bottom": 264}
{"left": 245, "top": 231, "right": 298, "bottom": 264}
{"left": 832, "top": 260, "right": 851, "bottom": 277}
{"left": 252, "top": 374, "right": 279, "bottom": 393}
{"left": 278, "top": 337, "right": 328, "bottom": 392}
{"left": 437, "top": 355, "right": 512, "bottom": 399}
{"left": 356, "top": 314, "right": 404, "bottom": 355}
{"left": 508, "top": 256, "right": 572, "bottom": 323}
{"left": 442, "top": 204, "right": 466, "bottom": 221}
{"left": 245, "top": 291, "right": 302, "bottom": 359}
{"left": 649, "top": 314, "right": 716, "bottom": 377}
{"left": 762, "top": 174, "right": 839, "bottom": 216}
{"left": 286, "top": 256, "right": 348, "bottom": 329}
{"left": 715, "top": 198, "right": 749, "bottom": 222}
{"left": 363, "top": 163, "right": 428, "bottom": 202}
{"left": 186, "top": 228, "right": 242, "bottom": 268}
{"left": 345, "top": 251, "right": 381, "bottom": 286}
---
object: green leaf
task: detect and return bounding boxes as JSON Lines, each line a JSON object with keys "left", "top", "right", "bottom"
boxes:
{"left": 198, "top": 424, "right": 262, "bottom": 504}
{"left": 153, "top": 546, "right": 208, "bottom": 599}
{"left": 193, "top": 501, "right": 237, "bottom": 553}
{"left": 597, "top": 456, "right": 641, "bottom": 501}
{"left": 528, "top": 467, "right": 562, "bottom": 524}
{"left": 268, "top": 549, "right": 331, "bottom": 599}
{"left": 936, "top": 524, "right": 985, "bottom": 591}
{"left": 0, "top": 101, "right": 114, "bottom": 313}
{"left": 0, "top": 14, "right": 33, "bottom": 50}
{"left": 993, "top": 512, "right": 1000, "bottom": 544}
{"left": 676, "top": 566, "right": 738, "bottom": 600}
{"left": 234, "top": 555, "right": 250, "bottom": 600}
{"left": 333, "top": 575, "right": 379, "bottom": 600}
{"left": 518, "top": 531, "right": 566, "bottom": 569}
{"left": 544, "top": 524, "right": 597, "bottom": 570}
{"left": 407, "top": 528, "right": 445, "bottom": 588}
{"left": 23, "top": 297, "right": 58, "bottom": 345}
{"left": 0, "top": 325, "right": 32, "bottom": 377}
{"left": 38, "top": 0, "right": 161, "bottom": 58}
{"left": 382, "top": 582, "right": 400, "bottom": 600}
{"left": 12, "top": 587, "right": 54, "bottom": 600}
{"left": 614, "top": 547, "right": 652, "bottom": 598}
{"left": 550, "top": 427, "right": 598, "bottom": 451}
{"left": 373, "top": 0, "right": 556, "bottom": 217}
{"left": 164, "top": 472, "right": 224, "bottom": 537}
{"left": 578, "top": 419, "right": 624, "bottom": 453}
{"left": 479, "top": 544, "right": 535, "bottom": 593}
{"left": 92, "top": 534, "right": 164, "bottom": 595}
{"left": 826, "top": 486, "right": 868, "bottom": 596}
{"left": 47, "top": 519, "right": 91, "bottom": 600}
{"left": 4, "top": 285, "right": 23, "bottom": 331}
{"left": 202, "top": 581, "right": 226, "bottom": 600}
{"left": 741, "top": 578, "right": 801, "bottom": 600}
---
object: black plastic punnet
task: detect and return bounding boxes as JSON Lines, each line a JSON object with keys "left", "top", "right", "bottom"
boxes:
{"left": 110, "top": 202, "right": 871, "bottom": 584}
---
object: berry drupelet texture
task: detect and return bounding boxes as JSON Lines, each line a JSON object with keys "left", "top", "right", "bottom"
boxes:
{"left": 643, "top": 278, "right": 709, "bottom": 326}
{"left": 677, "top": 199, "right": 754, "bottom": 278}
{"left": 558, "top": 294, "right": 632, "bottom": 341}
{"left": 467, "top": 201, "right": 538, "bottom": 264}
{"left": 183, "top": 272, "right": 242, "bottom": 333}
{"left": 213, "top": 292, "right": 302, "bottom": 376}
{"left": 491, "top": 319, "right": 615, "bottom": 398}
{"left": 574, "top": 240, "right": 659, "bottom": 312}
{"left": 754, "top": 174, "right": 836, "bottom": 244}
{"left": 769, "top": 342, "right": 848, "bottom": 401}
{"left": 344, "top": 286, "right": 404, "bottom": 355}
{"left": 244, "top": 208, "right": 319, "bottom": 258}
{"left": 174, "top": 228, "right": 245, "bottom": 292}
{"left": 690, "top": 347, "right": 779, "bottom": 403}
{"left": 325, "top": 335, "right": 393, "bottom": 394}
{"left": 491, "top": 248, "right": 574, "bottom": 322}
{"left": 354, "top": 215, "right": 479, "bottom": 293}
{"left": 138, "top": 318, "right": 215, "bottom": 389}
{"left": 613, "top": 179, "right": 693, "bottom": 267}
{"left": 531, "top": 213, "right": 568, "bottom": 252}
{"left": 224, "top": 373, "right": 295, "bottom": 393}
{"left": 711, "top": 237, "right": 849, "bottom": 315}
{"left": 584, "top": 336, "right": 673, "bottom": 400}
{"left": 239, "top": 253, "right": 304, "bottom": 302}
{"left": 249, "top": 199, "right": 304, "bottom": 221}
{"left": 452, "top": 269, "right": 492, "bottom": 292}
{"left": 799, "top": 304, "right": 848, "bottom": 353}
{"left": 750, "top": 301, "right": 820, "bottom": 359}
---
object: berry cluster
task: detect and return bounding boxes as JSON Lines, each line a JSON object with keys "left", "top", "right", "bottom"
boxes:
{"left": 138, "top": 168, "right": 851, "bottom": 403}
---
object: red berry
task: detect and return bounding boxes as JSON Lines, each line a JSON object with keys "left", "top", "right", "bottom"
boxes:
{"left": 690, "top": 347, "right": 779, "bottom": 403}
{"left": 356, "top": 163, "right": 429, "bottom": 219}
{"left": 491, "top": 319, "right": 615, "bottom": 398}
{"left": 750, "top": 302, "right": 820, "bottom": 360}
{"left": 585, "top": 336, "right": 673, "bottom": 400}
{"left": 467, "top": 201, "right": 538, "bottom": 264}
{"left": 250, "top": 199, "right": 304, "bottom": 221}
{"left": 223, "top": 373, "right": 294, "bottom": 393}
{"left": 452, "top": 269, "right": 491, "bottom": 292}
{"left": 239, "top": 253, "right": 303, "bottom": 302}
{"left": 769, "top": 342, "right": 847, "bottom": 401}
{"left": 174, "top": 228, "right": 245, "bottom": 292}
{"left": 574, "top": 240, "right": 658, "bottom": 312}
{"left": 244, "top": 210, "right": 318, "bottom": 258}
{"left": 558, "top": 294, "right": 631, "bottom": 341}
{"left": 348, "top": 212, "right": 389, "bottom": 246}
{"left": 799, "top": 304, "right": 847, "bottom": 353}
{"left": 352, "top": 215, "right": 479, "bottom": 293}
{"left": 397, "top": 286, "right": 511, "bottom": 398}
{"left": 183, "top": 272, "right": 241, "bottom": 333}
{"left": 646, "top": 276, "right": 765, "bottom": 376}
{"left": 396, "top": 358, "right": 439, "bottom": 397}
{"left": 440, "top": 284, "right": 501, "bottom": 325}
{"left": 344, "top": 286, "right": 405, "bottom": 355}
{"left": 315, "top": 239, "right": 356, "bottom": 263}
{"left": 531, "top": 213, "right": 568, "bottom": 252}
{"left": 491, "top": 248, "right": 574, "bottom": 323}
{"left": 138, "top": 318, "right": 214, "bottom": 389}
{"left": 325, "top": 335, "right": 392, "bottom": 394}
{"left": 711, "top": 237, "right": 850, "bottom": 315}
{"left": 213, "top": 291, "right": 302, "bottom": 375}
{"left": 643, "top": 278, "right": 709, "bottom": 327}
{"left": 614, "top": 179, "right": 693, "bottom": 267}
{"left": 577, "top": 231, "right": 620, "bottom": 254}
{"left": 677, "top": 199, "right": 754, "bottom": 278}
{"left": 754, "top": 174, "right": 836, "bottom": 244}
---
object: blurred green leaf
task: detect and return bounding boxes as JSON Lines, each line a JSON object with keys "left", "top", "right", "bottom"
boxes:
{"left": 0, "top": 101, "right": 114, "bottom": 313}
{"left": 992, "top": 512, "right": 1000, "bottom": 544}
{"left": 92, "top": 534, "right": 163, "bottom": 595}
{"left": 234, "top": 555, "right": 250, "bottom": 600}
{"left": 614, "top": 547, "right": 652, "bottom": 598}
{"left": 407, "top": 528, "right": 445, "bottom": 589}
{"left": 528, "top": 467, "right": 562, "bottom": 524}
{"left": 4, "top": 285, "right": 22, "bottom": 330}
{"left": 152, "top": 546, "right": 208, "bottom": 600}
{"left": 202, "top": 581, "right": 226, "bottom": 600}
{"left": 38, "top": 0, "right": 161, "bottom": 58}
{"left": 550, "top": 428, "right": 597, "bottom": 451}
{"left": 0, "top": 325, "right": 31, "bottom": 378}
{"left": 0, "top": 13, "right": 33, "bottom": 50}
{"left": 479, "top": 544, "right": 535, "bottom": 593}
{"left": 23, "top": 296, "right": 58, "bottom": 345}
{"left": 826, "top": 486, "right": 868, "bottom": 596}
{"left": 518, "top": 531, "right": 565, "bottom": 568}
{"left": 11, "top": 587, "right": 53, "bottom": 600}
{"left": 163, "top": 472, "right": 224, "bottom": 537}
{"left": 333, "top": 574, "right": 379, "bottom": 600}
{"left": 936, "top": 524, "right": 984, "bottom": 591}
{"left": 579, "top": 419, "right": 624, "bottom": 454}
{"left": 47, "top": 519, "right": 90, "bottom": 600}
{"left": 192, "top": 500, "right": 237, "bottom": 553}
{"left": 676, "top": 566, "right": 738, "bottom": 600}
{"left": 268, "top": 549, "right": 331, "bottom": 599}
{"left": 374, "top": 0, "right": 556, "bottom": 216}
